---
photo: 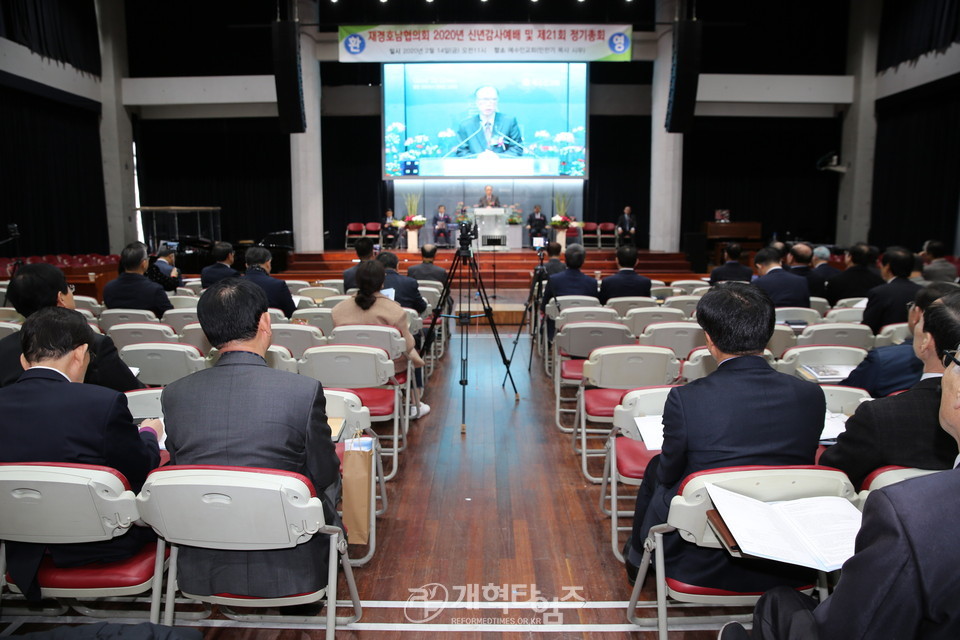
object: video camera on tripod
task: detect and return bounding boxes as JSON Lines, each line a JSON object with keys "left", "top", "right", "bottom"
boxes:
{"left": 457, "top": 221, "right": 478, "bottom": 255}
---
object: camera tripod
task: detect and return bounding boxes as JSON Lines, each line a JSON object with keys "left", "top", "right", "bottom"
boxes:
{"left": 500, "top": 248, "right": 548, "bottom": 381}
{"left": 421, "top": 231, "right": 518, "bottom": 435}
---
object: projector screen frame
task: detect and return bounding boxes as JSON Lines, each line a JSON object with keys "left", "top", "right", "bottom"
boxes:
{"left": 381, "top": 61, "right": 590, "bottom": 181}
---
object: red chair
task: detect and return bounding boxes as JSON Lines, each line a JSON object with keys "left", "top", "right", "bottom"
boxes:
{"left": 626, "top": 465, "right": 855, "bottom": 639}
{"left": 599, "top": 222, "right": 617, "bottom": 248}
{"left": 136, "top": 465, "right": 361, "bottom": 631}
{"left": 364, "top": 222, "right": 382, "bottom": 236}
{"left": 345, "top": 222, "right": 365, "bottom": 248}
{"left": 581, "top": 222, "right": 599, "bottom": 247}
{"left": 601, "top": 386, "right": 678, "bottom": 560}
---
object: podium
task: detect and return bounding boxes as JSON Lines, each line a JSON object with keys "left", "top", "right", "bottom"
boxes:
{"left": 474, "top": 208, "right": 507, "bottom": 251}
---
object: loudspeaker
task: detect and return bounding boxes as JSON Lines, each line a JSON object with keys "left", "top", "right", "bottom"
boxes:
{"left": 272, "top": 20, "right": 306, "bottom": 134}
{"left": 682, "top": 232, "right": 708, "bottom": 272}
{"left": 665, "top": 19, "right": 702, "bottom": 134}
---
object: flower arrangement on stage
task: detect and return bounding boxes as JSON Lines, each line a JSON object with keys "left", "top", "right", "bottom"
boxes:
{"left": 385, "top": 122, "right": 585, "bottom": 177}
{"left": 404, "top": 214, "right": 426, "bottom": 229}
{"left": 506, "top": 204, "right": 524, "bottom": 225}
{"left": 403, "top": 193, "right": 421, "bottom": 217}
{"left": 455, "top": 202, "right": 471, "bottom": 224}
{"left": 552, "top": 193, "right": 572, "bottom": 220}
{"left": 550, "top": 215, "right": 576, "bottom": 229}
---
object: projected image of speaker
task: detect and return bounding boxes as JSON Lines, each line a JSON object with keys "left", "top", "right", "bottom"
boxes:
{"left": 665, "top": 19, "right": 702, "bottom": 134}
{"left": 272, "top": 20, "right": 306, "bottom": 134}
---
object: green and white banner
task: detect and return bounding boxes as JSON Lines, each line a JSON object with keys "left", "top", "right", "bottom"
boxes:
{"left": 339, "top": 24, "right": 632, "bottom": 63}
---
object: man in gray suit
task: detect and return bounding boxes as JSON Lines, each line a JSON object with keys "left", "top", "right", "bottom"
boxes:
{"left": 161, "top": 278, "right": 340, "bottom": 599}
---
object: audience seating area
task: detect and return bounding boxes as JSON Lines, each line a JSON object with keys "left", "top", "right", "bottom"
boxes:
{"left": 2, "top": 265, "right": 953, "bottom": 636}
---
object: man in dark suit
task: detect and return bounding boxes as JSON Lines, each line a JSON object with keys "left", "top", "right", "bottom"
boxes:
{"left": 161, "top": 278, "right": 340, "bottom": 600}
{"left": 540, "top": 244, "right": 599, "bottom": 340}
{"left": 540, "top": 244, "right": 598, "bottom": 311}
{"left": 543, "top": 241, "right": 566, "bottom": 276}
{"left": 200, "top": 241, "right": 239, "bottom": 289}
{"left": 343, "top": 237, "right": 375, "bottom": 292}
{"left": 921, "top": 239, "right": 959, "bottom": 282}
{"left": 102, "top": 242, "right": 173, "bottom": 318}
{"left": 456, "top": 86, "right": 523, "bottom": 157}
{"left": 838, "top": 282, "right": 958, "bottom": 397}
{"left": 377, "top": 252, "right": 427, "bottom": 313}
{"left": 526, "top": 204, "right": 548, "bottom": 247}
{"left": 432, "top": 205, "right": 452, "bottom": 248}
{"left": 753, "top": 247, "right": 811, "bottom": 308}
{"left": 616, "top": 206, "right": 637, "bottom": 246}
{"left": 721, "top": 343, "right": 960, "bottom": 639}
{"left": 786, "top": 243, "right": 827, "bottom": 299}
{"left": 710, "top": 243, "right": 754, "bottom": 285}
{"left": 626, "top": 283, "right": 824, "bottom": 592}
{"left": 407, "top": 244, "right": 447, "bottom": 284}
{"left": 863, "top": 246, "right": 922, "bottom": 333}
{"left": 381, "top": 209, "right": 401, "bottom": 249}
{"left": 0, "top": 263, "right": 143, "bottom": 391}
{"left": 0, "top": 307, "right": 162, "bottom": 600}
{"left": 476, "top": 184, "right": 502, "bottom": 208}
{"left": 599, "top": 245, "right": 651, "bottom": 304}
{"left": 821, "top": 291, "right": 960, "bottom": 487}
{"left": 811, "top": 245, "right": 841, "bottom": 279}
{"left": 242, "top": 246, "right": 296, "bottom": 318}
{"left": 824, "top": 242, "right": 884, "bottom": 305}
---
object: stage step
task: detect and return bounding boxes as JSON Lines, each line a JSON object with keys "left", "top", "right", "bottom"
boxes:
{"left": 279, "top": 249, "right": 695, "bottom": 289}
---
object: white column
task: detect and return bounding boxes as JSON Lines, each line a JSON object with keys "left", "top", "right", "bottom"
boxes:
{"left": 95, "top": 0, "right": 137, "bottom": 252}
{"left": 289, "top": 0, "right": 325, "bottom": 252}
{"left": 648, "top": 0, "right": 683, "bottom": 252}
{"left": 835, "top": 0, "right": 880, "bottom": 245}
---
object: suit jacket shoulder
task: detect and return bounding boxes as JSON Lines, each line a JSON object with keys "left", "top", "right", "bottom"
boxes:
{"left": 814, "top": 469, "right": 960, "bottom": 638}
{"left": 820, "top": 377, "right": 956, "bottom": 488}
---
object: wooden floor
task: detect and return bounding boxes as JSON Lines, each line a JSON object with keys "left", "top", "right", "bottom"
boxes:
{"left": 2, "top": 306, "right": 734, "bottom": 638}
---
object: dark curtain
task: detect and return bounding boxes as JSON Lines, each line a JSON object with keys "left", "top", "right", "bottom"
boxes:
{"left": 878, "top": 0, "right": 960, "bottom": 72}
{"left": 0, "top": 84, "right": 108, "bottom": 257}
{"left": 870, "top": 74, "right": 960, "bottom": 253}
{"left": 681, "top": 117, "right": 843, "bottom": 244}
{"left": 698, "top": 0, "right": 849, "bottom": 75}
{"left": 586, "top": 115, "right": 652, "bottom": 249}
{"left": 124, "top": 0, "right": 275, "bottom": 78}
{"left": 320, "top": 116, "right": 383, "bottom": 249}
{"left": 134, "top": 119, "right": 292, "bottom": 245}
{"left": 0, "top": 0, "right": 101, "bottom": 75}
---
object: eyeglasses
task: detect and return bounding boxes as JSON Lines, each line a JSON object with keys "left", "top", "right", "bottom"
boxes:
{"left": 67, "top": 284, "right": 76, "bottom": 294}
{"left": 942, "top": 349, "right": 960, "bottom": 370}
{"left": 905, "top": 301, "right": 915, "bottom": 312}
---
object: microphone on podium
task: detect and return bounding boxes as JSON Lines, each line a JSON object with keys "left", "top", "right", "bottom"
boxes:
{"left": 442, "top": 124, "right": 485, "bottom": 158}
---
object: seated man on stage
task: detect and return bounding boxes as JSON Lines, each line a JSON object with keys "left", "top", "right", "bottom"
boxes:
{"left": 624, "top": 283, "right": 824, "bottom": 593}
{"left": 433, "top": 205, "right": 452, "bottom": 248}
{"left": 527, "top": 204, "right": 548, "bottom": 248}
{"left": 616, "top": 206, "right": 637, "bottom": 246}
{"left": 382, "top": 209, "right": 401, "bottom": 249}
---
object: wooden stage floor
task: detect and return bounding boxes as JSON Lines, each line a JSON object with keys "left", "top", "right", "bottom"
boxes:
{"left": 2, "top": 326, "right": 738, "bottom": 639}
